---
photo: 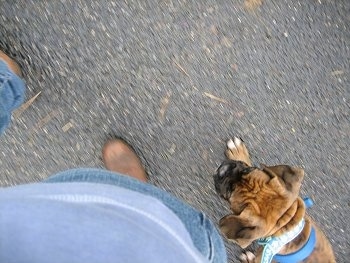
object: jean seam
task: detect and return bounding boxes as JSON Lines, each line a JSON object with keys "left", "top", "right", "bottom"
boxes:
{"left": 208, "top": 235, "right": 214, "bottom": 263}
{"left": 203, "top": 213, "right": 215, "bottom": 262}
{"left": 0, "top": 74, "right": 11, "bottom": 92}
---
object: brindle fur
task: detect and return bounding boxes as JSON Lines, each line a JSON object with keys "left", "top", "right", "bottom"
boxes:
{"left": 214, "top": 138, "right": 336, "bottom": 263}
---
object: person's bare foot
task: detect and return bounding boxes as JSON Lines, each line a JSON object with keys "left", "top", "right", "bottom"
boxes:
{"left": 102, "top": 139, "right": 148, "bottom": 182}
{"left": 0, "top": 50, "right": 22, "bottom": 77}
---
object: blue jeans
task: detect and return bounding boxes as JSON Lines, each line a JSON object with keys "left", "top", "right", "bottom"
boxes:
{"left": 0, "top": 60, "right": 25, "bottom": 134}
{"left": 46, "top": 168, "right": 227, "bottom": 263}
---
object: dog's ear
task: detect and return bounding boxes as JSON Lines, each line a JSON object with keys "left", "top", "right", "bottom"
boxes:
{"left": 261, "top": 164, "right": 304, "bottom": 193}
{"left": 219, "top": 210, "right": 264, "bottom": 248}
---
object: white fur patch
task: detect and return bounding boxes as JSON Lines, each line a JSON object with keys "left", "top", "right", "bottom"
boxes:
{"left": 239, "top": 251, "right": 255, "bottom": 263}
{"left": 227, "top": 139, "right": 236, "bottom": 149}
{"left": 246, "top": 251, "right": 255, "bottom": 261}
{"left": 239, "top": 253, "right": 248, "bottom": 262}
{"left": 234, "top": 136, "right": 242, "bottom": 147}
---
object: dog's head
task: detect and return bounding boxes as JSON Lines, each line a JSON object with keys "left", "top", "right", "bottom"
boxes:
{"left": 214, "top": 160, "right": 304, "bottom": 248}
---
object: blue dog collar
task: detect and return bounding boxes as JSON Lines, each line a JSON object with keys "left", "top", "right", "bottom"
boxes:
{"left": 303, "top": 197, "right": 314, "bottom": 209}
{"left": 258, "top": 219, "right": 305, "bottom": 263}
{"left": 273, "top": 227, "right": 316, "bottom": 262}
{"left": 258, "top": 197, "right": 316, "bottom": 263}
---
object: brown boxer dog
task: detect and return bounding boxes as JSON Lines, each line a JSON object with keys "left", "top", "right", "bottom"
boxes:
{"left": 214, "top": 137, "right": 336, "bottom": 263}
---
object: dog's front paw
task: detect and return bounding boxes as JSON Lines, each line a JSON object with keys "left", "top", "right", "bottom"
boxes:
{"left": 225, "top": 137, "right": 252, "bottom": 166}
{"left": 239, "top": 251, "right": 256, "bottom": 263}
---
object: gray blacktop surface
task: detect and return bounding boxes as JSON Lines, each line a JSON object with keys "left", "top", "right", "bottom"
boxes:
{"left": 0, "top": 0, "right": 349, "bottom": 262}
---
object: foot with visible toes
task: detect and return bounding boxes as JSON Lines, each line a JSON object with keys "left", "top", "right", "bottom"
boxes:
{"left": 102, "top": 139, "right": 148, "bottom": 182}
{"left": 225, "top": 137, "right": 252, "bottom": 166}
{"left": 239, "top": 251, "right": 256, "bottom": 263}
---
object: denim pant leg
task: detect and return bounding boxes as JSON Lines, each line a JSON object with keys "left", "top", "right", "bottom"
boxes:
{"left": 0, "top": 60, "right": 25, "bottom": 134}
{"left": 45, "top": 168, "right": 227, "bottom": 263}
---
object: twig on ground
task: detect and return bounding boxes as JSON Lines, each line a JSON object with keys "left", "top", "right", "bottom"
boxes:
{"left": 173, "top": 60, "right": 190, "bottom": 77}
{"left": 31, "top": 110, "right": 59, "bottom": 134}
{"left": 62, "top": 121, "right": 74, "bottom": 132}
{"left": 13, "top": 91, "right": 42, "bottom": 118}
{"left": 203, "top": 92, "right": 228, "bottom": 103}
{"left": 159, "top": 92, "right": 172, "bottom": 121}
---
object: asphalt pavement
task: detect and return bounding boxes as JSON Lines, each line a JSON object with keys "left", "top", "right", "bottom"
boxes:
{"left": 1, "top": 0, "right": 349, "bottom": 261}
